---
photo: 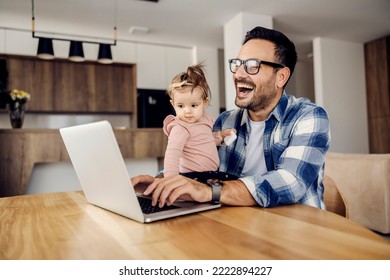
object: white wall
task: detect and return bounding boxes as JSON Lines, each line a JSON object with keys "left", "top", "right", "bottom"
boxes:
{"left": 313, "top": 37, "right": 369, "bottom": 153}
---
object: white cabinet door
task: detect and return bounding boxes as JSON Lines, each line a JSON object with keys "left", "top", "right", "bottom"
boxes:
{"left": 113, "top": 41, "right": 136, "bottom": 63}
{"left": 136, "top": 43, "right": 166, "bottom": 89}
{"left": 5, "top": 30, "right": 36, "bottom": 56}
{"left": 0, "top": 29, "right": 5, "bottom": 54}
{"left": 136, "top": 44, "right": 194, "bottom": 89}
{"left": 165, "top": 46, "right": 194, "bottom": 85}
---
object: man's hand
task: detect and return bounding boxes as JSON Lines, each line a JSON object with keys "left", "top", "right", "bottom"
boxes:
{"left": 133, "top": 174, "right": 257, "bottom": 207}
{"left": 131, "top": 174, "right": 156, "bottom": 194}
{"left": 143, "top": 175, "right": 212, "bottom": 207}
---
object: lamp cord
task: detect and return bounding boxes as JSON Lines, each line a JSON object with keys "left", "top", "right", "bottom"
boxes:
{"left": 31, "top": 0, "right": 35, "bottom": 33}
{"left": 114, "top": 0, "right": 117, "bottom": 42}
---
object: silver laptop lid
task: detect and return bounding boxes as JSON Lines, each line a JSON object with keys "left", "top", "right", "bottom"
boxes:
{"left": 60, "top": 120, "right": 145, "bottom": 223}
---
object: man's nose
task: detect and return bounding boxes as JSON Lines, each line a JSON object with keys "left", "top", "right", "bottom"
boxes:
{"left": 234, "top": 63, "right": 247, "bottom": 78}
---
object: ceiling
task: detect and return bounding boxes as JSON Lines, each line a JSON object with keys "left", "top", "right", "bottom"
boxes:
{"left": 1, "top": 0, "right": 389, "bottom": 58}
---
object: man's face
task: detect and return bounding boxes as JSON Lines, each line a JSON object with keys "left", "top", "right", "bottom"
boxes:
{"left": 233, "top": 39, "right": 282, "bottom": 115}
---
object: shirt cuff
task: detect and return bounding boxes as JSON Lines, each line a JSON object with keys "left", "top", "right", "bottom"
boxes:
{"left": 238, "top": 177, "right": 257, "bottom": 199}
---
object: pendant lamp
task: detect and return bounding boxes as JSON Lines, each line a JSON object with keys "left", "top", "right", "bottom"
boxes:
{"left": 37, "top": 37, "right": 54, "bottom": 60}
{"left": 68, "top": 41, "right": 85, "bottom": 62}
{"left": 97, "top": 44, "right": 113, "bottom": 64}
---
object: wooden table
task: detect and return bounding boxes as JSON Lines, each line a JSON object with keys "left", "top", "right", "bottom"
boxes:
{"left": 1, "top": 191, "right": 390, "bottom": 260}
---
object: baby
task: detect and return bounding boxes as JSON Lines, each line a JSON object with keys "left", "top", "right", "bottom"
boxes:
{"left": 163, "top": 64, "right": 220, "bottom": 177}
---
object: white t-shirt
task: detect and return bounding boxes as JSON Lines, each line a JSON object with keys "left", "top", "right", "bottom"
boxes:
{"left": 240, "top": 119, "right": 267, "bottom": 177}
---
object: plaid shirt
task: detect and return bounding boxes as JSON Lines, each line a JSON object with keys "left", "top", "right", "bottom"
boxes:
{"left": 213, "top": 92, "right": 330, "bottom": 209}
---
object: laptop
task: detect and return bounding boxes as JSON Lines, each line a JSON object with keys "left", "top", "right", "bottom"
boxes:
{"left": 59, "top": 120, "right": 221, "bottom": 223}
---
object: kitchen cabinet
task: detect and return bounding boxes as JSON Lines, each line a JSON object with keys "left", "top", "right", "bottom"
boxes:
{"left": 6, "top": 55, "right": 137, "bottom": 116}
{"left": 136, "top": 43, "right": 166, "bottom": 89}
{"left": 136, "top": 43, "right": 194, "bottom": 89}
{"left": 165, "top": 46, "right": 194, "bottom": 85}
{"left": 113, "top": 41, "right": 137, "bottom": 63}
{"left": 7, "top": 56, "right": 54, "bottom": 111}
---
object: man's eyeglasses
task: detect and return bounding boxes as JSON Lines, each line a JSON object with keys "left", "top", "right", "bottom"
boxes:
{"left": 228, "top": 58, "right": 285, "bottom": 75}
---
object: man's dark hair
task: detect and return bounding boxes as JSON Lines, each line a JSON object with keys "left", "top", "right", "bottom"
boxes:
{"left": 243, "top": 26, "right": 297, "bottom": 77}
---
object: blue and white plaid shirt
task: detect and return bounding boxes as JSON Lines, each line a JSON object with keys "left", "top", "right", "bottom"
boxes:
{"left": 213, "top": 92, "right": 330, "bottom": 209}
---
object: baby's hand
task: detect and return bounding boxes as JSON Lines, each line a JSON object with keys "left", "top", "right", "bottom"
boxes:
{"left": 220, "top": 128, "right": 236, "bottom": 139}
{"left": 214, "top": 128, "right": 237, "bottom": 146}
{"left": 223, "top": 129, "right": 237, "bottom": 146}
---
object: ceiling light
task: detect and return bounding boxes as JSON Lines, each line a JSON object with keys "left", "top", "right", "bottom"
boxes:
{"left": 68, "top": 41, "right": 85, "bottom": 62}
{"left": 37, "top": 38, "right": 54, "bottom": 60}
{"left": 97, "top": 44, "right": 113, "bottom": 64}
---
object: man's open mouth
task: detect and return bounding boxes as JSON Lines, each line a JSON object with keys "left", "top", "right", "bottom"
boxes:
{"left": 236, "top": 82, "right": 255, "bottom": 96}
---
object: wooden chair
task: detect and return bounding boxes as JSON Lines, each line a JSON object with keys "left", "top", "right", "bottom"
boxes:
{"left": 323, "top": 175, "right": 348, "bottom": 217}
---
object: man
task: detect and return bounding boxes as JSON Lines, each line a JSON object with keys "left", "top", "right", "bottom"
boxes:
{"left": 132, "top": 26, "right": 330, "bottom": 209}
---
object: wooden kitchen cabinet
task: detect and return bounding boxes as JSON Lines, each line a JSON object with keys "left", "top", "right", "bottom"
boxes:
{"left": 5, "top": 55, "right": 137, "bottom": 115}
{"left": 6, "top": 56, "right": 54, "bottom": 111}
{"left": 93, "top": 62, "right": 135, "bottom": 112}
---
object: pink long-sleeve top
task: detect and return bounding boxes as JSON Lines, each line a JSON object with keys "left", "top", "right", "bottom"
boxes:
{"left": 163, "top": 113, "right": 220, "bottom": 177}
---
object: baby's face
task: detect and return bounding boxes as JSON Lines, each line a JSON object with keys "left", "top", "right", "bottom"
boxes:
{"left": 170, "top": 87, "right": 207, "bottom": 124}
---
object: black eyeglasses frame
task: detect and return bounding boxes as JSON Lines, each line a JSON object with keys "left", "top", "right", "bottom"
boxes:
{"left": 228, "top": 58, "right": 285, "bottom": 75}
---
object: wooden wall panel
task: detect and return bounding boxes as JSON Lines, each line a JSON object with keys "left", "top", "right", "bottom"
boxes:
{"left": 364, "top": 37, "right": 390, "bottom": 118}
{"left": 364, "top": 36, "right": 390, "bottom": 153}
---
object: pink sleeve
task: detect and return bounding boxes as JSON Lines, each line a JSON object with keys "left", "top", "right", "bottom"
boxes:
{"left": 213, "top": 131, "right": 223, "bottom": 146}
{"left": 163, "top": 124, "right": 190, "bottom": 177}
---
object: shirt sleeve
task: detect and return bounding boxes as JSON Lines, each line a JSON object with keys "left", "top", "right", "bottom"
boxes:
{"left": 250, "top": 106, "right": 330, "bottom": 207}
{"left": 163, "top": 123, "right": 190, "bottom": 177}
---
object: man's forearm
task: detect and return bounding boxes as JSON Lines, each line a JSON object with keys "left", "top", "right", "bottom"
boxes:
{"left": 220, "top": 180, "right": 257, "bottom": 206}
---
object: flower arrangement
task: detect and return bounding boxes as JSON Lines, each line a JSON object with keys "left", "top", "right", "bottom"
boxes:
{"left": 0, "top": 89, "right": 31, "bottom": 109}
{"left": 9, "top": 89, "right": 31, "bottom": 104}
{"left": 6, "top": 89, "right": 31, "bottom": 128}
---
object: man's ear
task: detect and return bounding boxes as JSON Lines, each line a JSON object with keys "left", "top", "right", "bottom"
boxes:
{"left": 276, "top": 67, "right": 291, "bottom": 88}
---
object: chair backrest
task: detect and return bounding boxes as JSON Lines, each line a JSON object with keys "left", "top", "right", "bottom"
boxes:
{"left": 323, "top": 175, "right": 347, "bottom": 217}
{"left": 325, "top": 152, "right": 390, "bottom": 234}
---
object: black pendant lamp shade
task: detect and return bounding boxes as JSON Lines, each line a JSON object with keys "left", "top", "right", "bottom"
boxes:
{"left": 37, "top": 37, "right": 54, "bottom": 59}
{"left": 97, "top": 43, "right": 113, "bottom": 64}
{"left": 69, "top": 41, "right": 85, "bottom": 62}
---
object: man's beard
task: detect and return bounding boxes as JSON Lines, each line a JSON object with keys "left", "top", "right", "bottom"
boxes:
{"left": 235, "top": 76, "right": 277, "bottom": 112}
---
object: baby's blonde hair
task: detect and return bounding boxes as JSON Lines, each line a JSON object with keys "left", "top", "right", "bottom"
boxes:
{"left": 167, "top": 63, "right": 211, "bottom": 101}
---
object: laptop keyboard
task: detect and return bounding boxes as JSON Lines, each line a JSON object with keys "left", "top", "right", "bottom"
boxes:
{"left": 137, "top": 196, "right": 180, "bottom": 214}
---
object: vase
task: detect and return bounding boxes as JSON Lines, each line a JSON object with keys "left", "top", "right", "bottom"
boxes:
{"left": 9, "top": 101, "right": 26, "bottom": 129}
